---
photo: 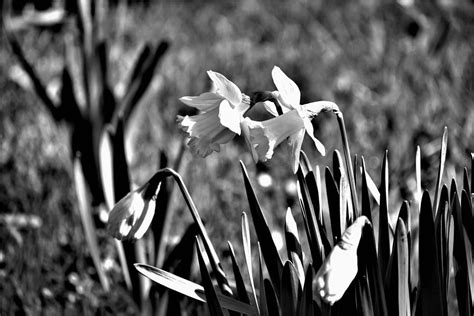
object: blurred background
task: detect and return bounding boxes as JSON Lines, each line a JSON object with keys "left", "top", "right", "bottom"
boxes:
{"left": 0, "top": 0, "right": 473, "bottom": 314}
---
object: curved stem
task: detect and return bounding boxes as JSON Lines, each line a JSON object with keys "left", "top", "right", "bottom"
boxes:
{"left": 335, "top": 111, "right": 359, "bottom": 217}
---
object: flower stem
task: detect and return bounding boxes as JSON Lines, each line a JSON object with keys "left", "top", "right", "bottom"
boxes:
{"left": 166, "top": 169, "right": 233, "bottom": 296}
{"left": 335, "top": 110, "right": 359, "bottom": 217}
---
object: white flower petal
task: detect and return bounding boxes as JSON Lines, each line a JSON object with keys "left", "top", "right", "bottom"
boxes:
{"left": 303, "top": 117, "right": 326, "bottom": 156}
{"left": 315, "top": 216, "right": 369, "bottom": 305}
{"left": 242, "top": 111, "right": 305, "bottom": 163}
{"left": 303, "top": 101, "right": 339, "bottom": 117}
{"left": 129, "top": 198, "right": 156, "bottom": 240}
{"left": 287, "top": 128, "right": 305, "bottom": 173}
{"left": 207, "top": 71, "right": 242, "bottom": 106}
{"left": 261, "top": 100, "right": 279, "bottom": 117}
{"left": 271, "top": 66, "right": 301, "bottom": 108}
{"left": 179, "top": 92, "right": 222, "bottom": 111}
{"left": 219, "top": 100, "right": 241, "bottom": 135}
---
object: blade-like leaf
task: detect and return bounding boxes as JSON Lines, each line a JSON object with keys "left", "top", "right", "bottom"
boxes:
{"left": 296, "top": 172, "right": 329, "bottom": 269}
{"left": 196, "top": 237, "right": 225, "bottom": 316}
{"left": 264, "top": 279, "right": 280, "bottom": 316}
{"left": 227, "top": 242, "right": 250, "bottom": 304}
{"left": 60, "top": 66, "right": 82, "bottom": 126}
{"left": 333, "top": 150, "right": 343, "bottom": 189}
{"left": 385, "top": 219, "right": 410, "bottom": 316}
{"left": 285, "top": 208, "right": 304, "bottom": 285}
{"left": 452, "top": 192, "right": 472, "bottom": 316}
{"left": 297, "top": 265, "right": 314, "bottom": 316}
{"left": 5, "top": 29, "right": 60, "bottom": 120}
{"left": 242, "top": 212, "right": 259, "bottom": 312}
{"left": 325, "top": 167, "right": 341, "bottom": 244}
{"left": 134, "top": 264, "right": 257, "bottom": 315}
{"left": 73, "top": 158, "right": 110, "bottom": 292}
{"left": 416, "top": 145, "right": 422, "bottom": 206}
{"left": 280, "top": 261, "right": 301, "bottom": 316}
{"left": 463, "top": 167, "right": 471, "bottom": 197}
{"left": 361, "top": 157, "right": 373, "bottom": 223}
{"left": 240, "top": 162, "right": 283, "bottom": 293}
{"left": 357, "top": 224, "right": 388, "bottom": 316}
{"left": 258, "top": 245, "right": 269, "bottom": 316}
{"left": 433, "top": 127, "right": 448, "bottom": 214}
{"left": 116, "top": 41, "right": 169, "bottom": 128}
{"left": 419, "top": 191, "right": 445, "bottom": 316}
{"left": 461, "top": 190, "right": 474, "bottom": 305}
{"left": 378, "top": 151, "right": 391, "bottom": 277}
{"left": 126, "top": 43, "right": 152, "bottom": 94}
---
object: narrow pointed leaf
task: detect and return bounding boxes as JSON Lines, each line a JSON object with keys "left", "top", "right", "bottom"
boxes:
{"left": 419, "top": 191, "right": 445, "bottom": 316}
{"left": 463, "top": 168, "right": 471, "bottom": 197}
{"left": 264, "top": 279, "right": 280, "bottom": 316}
{"left": 280, "top": 261, "right": 300, "bottom": 316}
{"left": 297, "top": 264, "right": 314, "bottom": 316}
{"left": 297, "top": 167, "right": 331, "bottom": 264}
{"left": 116, "top": 41, "right": 169, "bottom": 129}
{"left": 196, "top": 237, "right": 225, "bottom": 316}
{"left": 333, "top": 150, "right": 343, "bottom": 189}
{"left": 361, "top": 157, "right": 373, "bottom": 223}
{"left": 73, "top": 158, "right": 110, "bottom": 292}
{"left": 242, "top": 212, "right": 259, "bottom": 312}
{"left": 378, "top": 151, "right": 391, "bottom": 277}
{"left": 452, "top": 192, "right": 472, "bottom": 315}
{"left": 240, "top": 162, "right": 283, "bottom": 293}
{"left": 285, "top": 208, "right": 305, "bottom": 285}
{"left": 134, "top": 264, "right": 257, "bottom": 315}
{"left": 5, "top": 30, "right": 60, "bottom": 120}
{"left": 258, "top": 245, "right": 269, "bottom": 316}
{"left": 325, "top": 167, "right": 341, "bottom": 243}
{"left": 227, "top": 242, "right": 250, "bottom": 304}
{"left": 357, "top": 224, "right": 388, "bottom": 316}
{"left": 126, "top": 43, "right": 153, "bottom": 93}
{"left": 433, "top": 127, "right": 448, "bottom": 214}
{"left": 385, "top": 219, "right": 410, "bottom": 316}
{"left": 60, "top": 66, "right": 82, "bottom": 126}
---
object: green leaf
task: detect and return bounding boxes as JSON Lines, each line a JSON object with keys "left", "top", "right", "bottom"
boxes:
{"left": 264, "top": 279, "right": 281, "bottom": 316}
{"left": 385, "top": 219, "right": 410, "bottom": 316}
{"left": 325, "top": 167, "right": 340, "bottom": 244}
{"left": 241, "top": 212, "right": 259, "bottom": 312}
{"left": 452, "top": 192, "right": 472, "bottom": 316}
{"left": 296, "top": 169, "right": 329, "bottom": 269}
{"left": 378, "top": 151, "right": 391, "bottom": 277}
{"left": 461, "top": 190, "right": 474, "bottom": 306}
{"left": 419, "top": 191, "right": 445, "bottom": 316}
{"left": 196, "top": 237, "right": 225, "bottom": 316}
{"left": 357, "top": 224, "right": 388, "bottom": 316}
{"left": 73, "top": 158, "right": 110, "bottom": 292}
{"left": 433, "top": 127, "right": 448, "bottom": 214}
{"left": 361, "top": 157, "right": 373, "bottom": 224}
{"left": 59, "top": 66, "right": 82, "bottom": 126}
{"left": 258, "top": 245, "right": 269, "bottom": 316}
{"left": 116, "top": 41, "right": 169, "bottom": 129}
{"left": 296, "top": 264, "right": 314, "bottom": 316}
{"left": 227, "top": 241, "right": 251, "bottom": 304}
{"left": 462, "top": 167, "right": 470, "bottom": 197}
{"left": 280, "top": 261, "right": 301, "bottom": 316}
{"left": 285, "top": 208, "right": 304, "bottom": 285}
{"left": 240, "top": 162, "right": 283, "bottom": 294}
{"left": 126, "top": 43, "right": 153, "bottom": 93}
{"left": 134, "top": 264, "right": 257, "bottom": 315}
{"left": 4, "top": 29, "right": 60, "bottom": 120}
{"left": 333, "top": 150, "right": 343, "bottom": 189}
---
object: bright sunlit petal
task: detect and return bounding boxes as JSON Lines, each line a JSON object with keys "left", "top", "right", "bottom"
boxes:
{"left": 271, "top": 66, "right": 300, "bottom": 108}
{"left": 207, "top": 70, "right": 242, "bottom": 106}
{"left": 219, "top": 99, "right": 242, "bottom": 134}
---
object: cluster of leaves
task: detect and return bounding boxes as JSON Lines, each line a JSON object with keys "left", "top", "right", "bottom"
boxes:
{"left": 130, "top": 128, "right": 473, "bottom": 316}
{"left": 1, "top": 0, "right": 188, "bottom": 313}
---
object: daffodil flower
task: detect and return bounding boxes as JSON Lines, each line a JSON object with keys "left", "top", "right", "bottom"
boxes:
{"left": 107, "top": 182, "right": 161, "bottom": 241}
{"left": 241, "top": 66, "right": 338, "bottom": 172}
{"left": 177, "top": 71, "right": 250, "bottom": 157}
{"left": 314, "top": 216, "right": 369, "bottom": 305}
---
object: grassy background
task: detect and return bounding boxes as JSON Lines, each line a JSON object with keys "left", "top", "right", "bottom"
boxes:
{"left": 1, "top": 0, "right": 473, "bottom": 314}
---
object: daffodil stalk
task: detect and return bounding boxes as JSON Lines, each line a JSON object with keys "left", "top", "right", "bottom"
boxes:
{"left": 334, "top": 109, "right": 360, "bottom": 217}
{"left": 108, "top": 168, "right": 233, "bottom": 296}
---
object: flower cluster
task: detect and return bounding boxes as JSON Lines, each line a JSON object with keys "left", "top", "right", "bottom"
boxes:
{"left": 178, "top": 67, "right": 339, "bottom": 173}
